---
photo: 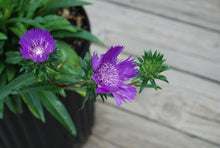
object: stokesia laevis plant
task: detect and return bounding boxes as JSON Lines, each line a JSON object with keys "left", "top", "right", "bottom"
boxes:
{"left": 1, "top": 27, "right": 169, "bottom": 137}
{"left": 0, "top": 0, "right": 169, "bottom": 138}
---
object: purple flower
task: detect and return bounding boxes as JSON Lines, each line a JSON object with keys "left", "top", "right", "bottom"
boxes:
{"left": 19, "top": 28, "right": 55, "bottom": 63}
{"left": 92, "top": 46, "right": 139, "bottom": 106}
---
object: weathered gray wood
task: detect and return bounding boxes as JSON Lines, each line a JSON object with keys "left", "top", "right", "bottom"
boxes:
{"left": 84, "top": 134, "right": 122, "bottom": 148}
{"left": 104, "top": 0, "right": 220, "bottom": 33}
{"left": 85, "top": 0, "right": 220, "bottom": 82}
{"left": 84, "top": 103, "right": 220, "bottom": 148}
{"left": 89, "top": 44, "right": 220, "bottom": 145}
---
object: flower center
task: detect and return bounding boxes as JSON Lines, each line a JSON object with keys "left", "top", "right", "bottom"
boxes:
{"left": 97, "top": 63, "right": 119, "bottom": 87}
{"left": 34, "top": 46, "right": 44, "bottom": 56}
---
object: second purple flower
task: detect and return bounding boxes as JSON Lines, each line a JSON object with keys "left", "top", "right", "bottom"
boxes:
{"left": 19, "top": 28, "right": 55, "bottom": 63}
{"left": 92, "top": 46, "right": 139, "bottom": 106}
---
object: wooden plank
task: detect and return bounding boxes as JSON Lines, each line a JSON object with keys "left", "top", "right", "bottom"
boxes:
{"left": 104, "top": 0, "right": 220, "bottom": 33}
{"left": 85, "top": 0, "right": 220, "bottom": 82}
{"left": 84, "top": 135, "right": 122, "bottom": 148}
{"left": 84, "top": 103, "right": 220, "bottom": 148}
{"left": 89, "top": 44, "right": 220, "bottom": 145}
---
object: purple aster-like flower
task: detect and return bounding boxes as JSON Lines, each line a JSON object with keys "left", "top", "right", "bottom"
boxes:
{"left": 92, "top": 46, "right": 139, "bottom": 106}
{"left": 19, "top": 28, "right": 55, "bottom": 63}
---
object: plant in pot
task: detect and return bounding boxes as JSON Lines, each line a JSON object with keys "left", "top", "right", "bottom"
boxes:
{"left": 0, "top": 0, "right": 169, "bottom": 147}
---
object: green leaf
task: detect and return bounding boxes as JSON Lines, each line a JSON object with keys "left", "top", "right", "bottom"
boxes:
{"left": 21, "top": 92, "right": 45, "bottom": 122}
{"left": 7, "top": 17, "right": 43, "bottom": 28}
{"left": 6, "top": 65, "right": 17, "bottom": 81}
{"left": 38, "top": 91, "right": 77, "bottom": 136}
{"left": 60, "top": 62, "right": 79, "bottom": 76}
{"left": 0, "top": 71, "right": 7, "bottom": 88}
{"left": 55, "top": 40, "right": 81, "bottom": 70}
{"left": 15, "top": 0, "right": 28, "bottom": 14}
{"left": 52, "top": 30, "right": 105, "bottom": 45}
{"left": 80, "top": 89, "right": 89, "bottom": 109}
{"left": 5, "top": 51, "right": 25, "bottom": 64}
{"left": 0, "top": 0, "right": 11, "bottom": 8}
{"left": 35, "top": 15, "right": 79, "bottom": 32}
{"left": 0, "top": 61, "right": 5, "bottom": 75}
{"left": 0, "top": 73, "right": 36, "bottom": 100}
{"left": 39, "top": 0, "right": 91, "bottom": 15}
{"left": 5, "top": 95, "right": 23, "bottom": 114}
{"left": 6, "top": 66, "right": 16, "bottom": 81}
{"left": 14, "top": 81, "right": 62, "bottom": 94}
{"left": 0, "top": 41, "right": 5, "bottom": 55}
{"left": 0, "top": 97, "right": 4, "bottom": 118}
{"left": 9, "top": 23, "right": 27, "bottom": 37}
{"left": 0, "top": 32, "right": 7, "bottom": 40}
{"left": 26, "top": 0, "right": 47, "bottom": 18}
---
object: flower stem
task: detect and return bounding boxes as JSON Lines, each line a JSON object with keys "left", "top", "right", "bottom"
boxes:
{"left": 128, "top": 80, "right": 139, "bottom": 86}
{"left": 49, "top": 78, "right": 87, "bottom": 88}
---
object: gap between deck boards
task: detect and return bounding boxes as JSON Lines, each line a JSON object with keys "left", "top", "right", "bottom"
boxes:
{"left": 103, "top": 0, "right": 220, "bottom": 34}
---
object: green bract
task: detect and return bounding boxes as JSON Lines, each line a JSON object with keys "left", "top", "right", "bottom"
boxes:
{"left": 135, "top": 50, "right": 169, "bottom": 93}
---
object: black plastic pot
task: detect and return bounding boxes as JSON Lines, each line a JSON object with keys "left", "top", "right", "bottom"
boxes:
{"left": 0, "top": 7, "right": 94, "bottom": 148}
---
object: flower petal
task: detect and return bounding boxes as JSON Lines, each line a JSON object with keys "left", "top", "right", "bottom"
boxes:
{"left": 112, "top": 92, "right": 123, "bottom": 106}
{"left": 102, "top": 46, "right": 124, "bottom": 64}
{"left": 118, "top": 84, "right": 137, "bottom": 103}
{"left": 92, "top": 52, "right": 103, "bottom": 72}
{"left": 117, "top": 56, "right": 138, "bottom": 81}
{"left": 95, "top": 87, "right": 110, "bottom": 94}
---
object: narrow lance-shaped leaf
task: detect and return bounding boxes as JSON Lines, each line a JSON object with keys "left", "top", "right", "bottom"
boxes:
{"left": 52, "top": 30, "right": 105, "bottom": 45}
{"left": 35, "top": 15, "right": 79, "bottom": 32}
{"left": 5, "top": 51, "right": 25, "bottom": 64}
{"left": 38, "top": 91, "right": 77, "bottom": 136}
{"left": 26, "top": 0, "right": 47, "bottom": 18}
{"left": 0, "top": 61, "right": 5, "bottom": 75}
{"left": 0, "top": 97, "right": 4, "bottom": 119}
{"left": 80, "top": 89, "right": 89, "bottom": 109}
{"left": 6, "top": 66, "right": 16, "bottom": 82}
{"left": 7, "top": 17, "right": 43, "bottom": 28}
{"left": 55, "top": 40, "right": 81, "bottom": 70}
{"left": 0, "top": 73, "right": 36, "bottom": 100}
{"left": 38, "top": 0, "right": 91, "bottom": 15}
{"left": 0, "top": 32, "right": 7, "bottom": 40}
{"left": 12, "top": 81, "right": 62, "bottom": 94}
{"left": 5, "top": 95, "right": 23, "bottom": 114}
{"left": 21, "top": 92, "right": 45, "bottom": 122}
{"left": 9, "top": 23, "right": 27, "bottom": 37}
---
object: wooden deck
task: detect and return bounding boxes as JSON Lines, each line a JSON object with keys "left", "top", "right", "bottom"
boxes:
{"left": 83, "top": 0, "right": 220, "bottom": 147}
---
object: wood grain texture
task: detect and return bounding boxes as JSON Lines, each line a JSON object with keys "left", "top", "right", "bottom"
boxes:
{"left": 85, "top": 0, "right": 220, "bottom": 82}
{"left": 89, "top": 44, "right": 220, "bottom": 145}
{"left": 84, "top": 103, "right": 220, "bottom": 148}
{"left": 104, "top": 0, "right": 220, "bottom": 33}
{"left": 84, "top": 0, "right": 220, "bottom": 147}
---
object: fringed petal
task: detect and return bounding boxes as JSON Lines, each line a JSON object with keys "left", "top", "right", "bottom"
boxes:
{"left": 117, "top": 56, "right": 138, "bottom": 81}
